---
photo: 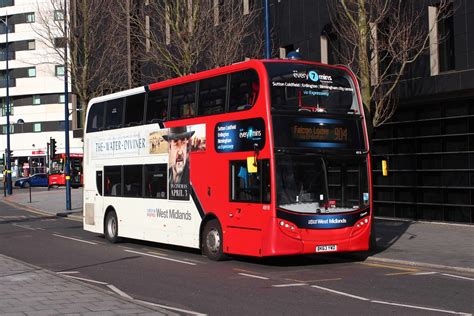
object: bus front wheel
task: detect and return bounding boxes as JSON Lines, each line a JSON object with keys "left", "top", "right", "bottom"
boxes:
{"left": 104, "top": 211, "right": 121, "bottom": 243}
{"left": 202, "top": 219, "right": 226, "bottom": 261}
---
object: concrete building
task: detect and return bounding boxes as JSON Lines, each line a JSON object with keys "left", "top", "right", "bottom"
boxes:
{"left": 0, "top": 0, "right": 82, "bottom": 178}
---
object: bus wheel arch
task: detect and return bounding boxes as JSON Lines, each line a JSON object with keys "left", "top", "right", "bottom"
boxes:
{"left": 200, "top": 215, "right": 227, "bottom": 261}
{"left": 104, "top": 206, "right": 121, "bottom": 243}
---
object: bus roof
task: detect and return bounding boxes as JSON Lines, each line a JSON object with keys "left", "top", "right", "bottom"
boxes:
{"left": 87, "top": 59, "right": 354, "bottom": 108}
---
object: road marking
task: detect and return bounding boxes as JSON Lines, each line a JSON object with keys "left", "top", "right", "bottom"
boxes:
{"left": 124, "top": 250, "right": 197, "bottom": 266}
{"left": 362, "top": 262, "right": 419, "bottom": 272}
{"left": 385, "top": 271, "right": 418, "bottom": 276}
{"left": 272, "top": 283, "right": 307, "bottom": 288}
{"left": 57, "top": 271, "right": 79, "bottom": 274}
{"left": 148, "top": 251, "right": 169, "bottom": 257}
{"left": 442, "top": 273, "right": 474, "bottom": 281}
{"left": 238, "top": 273, "right": 269, "bottom": 280}
{"left": 311, "top": 284, "right": 471, "bottom": 315}
{"left": 371, "top": 300, "right": 471, "bottom": 315}
{"left": 107, "top": 284, "right": 133, "bottom": 300}
{"left": 311, "top": 285, "right": 369, "bottom": 301}
{"left": 414, "top": 272, "right": 438, "bottom": 275}
{"left": 12, "top": 224, "right": 36, "bottom": 230}
{"left": 136, "top": 299, "right": 207, "bottom": 316}
{"left": 286, "top": 278, "right": 341, "bottom": 283}
{"left": 63, "top": 275, "right": 108, "bottom": 285}
{"left": 53, "top": 234, "right": 97, "bottom": 245}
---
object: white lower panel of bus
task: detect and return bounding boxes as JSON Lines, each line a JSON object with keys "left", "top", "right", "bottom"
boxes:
{"left": 83, "top": 191, "right": 202, "bottom": 249}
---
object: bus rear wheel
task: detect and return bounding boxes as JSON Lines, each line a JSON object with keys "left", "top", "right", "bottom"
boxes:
{"left": 202, "top": 219, "right": 226, "bottom": 261}
{"left": 104, "top": 211, "right": 121, "bottom": 243}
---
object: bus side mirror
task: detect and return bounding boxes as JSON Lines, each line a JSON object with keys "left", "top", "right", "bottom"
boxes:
{"left": 253, "top": 143, "right": 259, "bottom": 167}
{"left": 247, "top": 157, "right": 258, "bottom": 173}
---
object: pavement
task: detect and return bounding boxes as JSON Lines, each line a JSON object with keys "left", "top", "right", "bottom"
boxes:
{"left": 1, "top": 185, "right": 473, "bottom": 315}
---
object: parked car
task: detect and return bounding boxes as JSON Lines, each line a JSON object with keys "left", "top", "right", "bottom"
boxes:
{"left": 14, "top": 173, "right": 49, "bottom": 188}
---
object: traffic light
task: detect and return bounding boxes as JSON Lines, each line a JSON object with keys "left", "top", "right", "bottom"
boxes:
{"left": 50, "top": 137, "right": 57, "bottom": 159}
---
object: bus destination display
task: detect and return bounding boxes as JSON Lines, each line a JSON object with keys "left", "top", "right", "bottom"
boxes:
{"left": 273, "top": 116, "right": 364, "bottom": 150}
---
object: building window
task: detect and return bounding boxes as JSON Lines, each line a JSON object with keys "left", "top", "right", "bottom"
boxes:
{"left": 33, "top": 122, "right": 41, "bottom": 132}
{"left": 32, "top": 95, "right": 41, "bottom": 105}
{"left": 0, "top": 1, "right": 14, "bottom": 9}
{"left": 145, "top": 15, "right": 150, "bottom": 52}
{"left": 54, "top": 37, "right": 66, "bottom": 48}
{"left": 59, "top": 94, "right": 65, "bottom": 103}
{"left": 27, "top": 67, "right": 36, "bottom": 77}
{"left": 243, "top": 0, "right": 254, "bottom": 15}
{"left": 55, "top": 65, "right": 65, "bottom": 76}
{"left": 213, "top": 0, "right": 224, "bottom": 26}
{"left": 27, "top": 40, "right": 35, "bottom": 50}
{"left": 438, "top": 3, "right": 455, "bottom": 72}
{"left": 2, "top": 124, "right": 14, "bottom": 134}
{"left": 54, "top": 10, "right": 64, "bottom": 21}
{"left": 165, "top": 4, "right": 170, "bottom": 45}
{"left": 1, "top": 101, "right": 13, "bottom": 116}
{"left": 26, "top": 12, "right": 35, "bottom": 23}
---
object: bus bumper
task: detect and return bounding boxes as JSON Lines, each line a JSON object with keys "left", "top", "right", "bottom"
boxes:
{"left": 261, "top": 217, "right": 371, "bottom": 256}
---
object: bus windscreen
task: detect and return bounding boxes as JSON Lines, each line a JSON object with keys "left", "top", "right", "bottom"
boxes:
{"left": 265, "top": 63, "right": 359, "bottom": 114}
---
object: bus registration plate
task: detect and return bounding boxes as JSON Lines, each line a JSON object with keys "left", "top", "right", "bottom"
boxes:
{"left": 316, "top": 245, "right": 337, "bottom": 252}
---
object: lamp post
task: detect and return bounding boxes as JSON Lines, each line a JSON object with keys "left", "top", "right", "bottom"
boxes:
{"left": 1, "top": 16, "right": 11, "bottom": 195}
{"left": 64, "top": 0, "right": 71, "bottom": 210}
{"left": 264, "top": 0, "right": 271, "bottom": 59}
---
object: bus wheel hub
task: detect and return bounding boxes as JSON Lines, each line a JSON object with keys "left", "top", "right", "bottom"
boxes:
{"left": 207, "top": 229, "right": 220, "bottom": 253}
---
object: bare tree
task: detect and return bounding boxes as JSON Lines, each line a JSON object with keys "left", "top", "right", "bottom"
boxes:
{"left": 34, "top": 0, "right": 129, "bottom": 125}
{"left": 328, "top": 0, "right": 453, "bottom": 128}
{"left": 126, "top": 0, "right": 263, "bottom": 82}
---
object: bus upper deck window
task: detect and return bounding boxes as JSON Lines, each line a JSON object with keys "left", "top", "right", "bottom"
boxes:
{"left": 229, "top": 69, "right": 259, "bottom": 112}
{"left": 198, "top": 75, "right": 227, "bottom": 116}
{"left": 124, "top": 93, "right": 145, "bottom": 127}
{"left": 147, "top": 88, "right": 169, "bottom": 123}
{"left": 105, "top": 98, "right": 124, "bottom": 130}
{"left": 86, "top": 102, "right": 105, "bottom": 133}
{"left": 171, "top": 82, "right": 197, "bottom": 120}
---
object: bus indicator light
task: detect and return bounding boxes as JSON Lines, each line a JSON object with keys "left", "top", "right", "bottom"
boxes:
{"left": 382, "top": 160, "right": 388, "bottom": 176}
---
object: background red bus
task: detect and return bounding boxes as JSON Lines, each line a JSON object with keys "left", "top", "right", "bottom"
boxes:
{"left": 49, "top": 153, "right": 83, "bottom": 188}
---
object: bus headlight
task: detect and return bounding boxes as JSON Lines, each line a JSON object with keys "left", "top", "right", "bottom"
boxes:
{"left": 351, "top": 217, "right": 370, "bottom": 236}
{"left": 278, "top": 219, "right": 301, "bottom": 239}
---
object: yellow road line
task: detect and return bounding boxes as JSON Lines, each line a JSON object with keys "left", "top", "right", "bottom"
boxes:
{"left": 361, "top": 262, "right": 419, "bottom": 272}
{"left": 285, "top": 278, "right": 341, "bottom": 283}
{"left": 385, "top": 271, "right": 419, "bottom": 276}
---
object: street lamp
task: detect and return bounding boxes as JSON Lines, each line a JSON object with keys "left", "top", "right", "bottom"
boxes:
{"left": 1, "top": 16, "right": 12, "bottom": 195}
{"left": 63, "top": 0, "right": 71, "bottom": 210}
{"left": 264, "top": 0, "right": 271, "bottom": 59}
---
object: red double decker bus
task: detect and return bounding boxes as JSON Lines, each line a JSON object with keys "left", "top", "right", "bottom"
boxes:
{"left": 49, "top": 153, "right": 83, "bottom": 188}
{"left": 83, "top": 59, "right": 373, "bottom": 260}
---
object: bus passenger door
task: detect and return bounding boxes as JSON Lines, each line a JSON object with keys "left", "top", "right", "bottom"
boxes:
{"left": 227, "top": 160, "right": 270, "bottom": 256}
{"left": 84, "top": 170, "right": 104, "bottom": 231}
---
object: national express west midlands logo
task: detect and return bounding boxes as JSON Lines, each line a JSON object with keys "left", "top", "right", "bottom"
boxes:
{"left": 293, "top": 70, "right": 332, "bottom": 83}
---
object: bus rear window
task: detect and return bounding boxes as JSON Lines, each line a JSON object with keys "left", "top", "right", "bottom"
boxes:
{"left": 266, "top": 63, "right": 359, "bottom": 115}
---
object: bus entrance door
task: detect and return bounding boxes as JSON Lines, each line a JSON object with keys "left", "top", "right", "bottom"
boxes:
{"left": 225, "top": 160, "right": 270, "bottom": 256}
